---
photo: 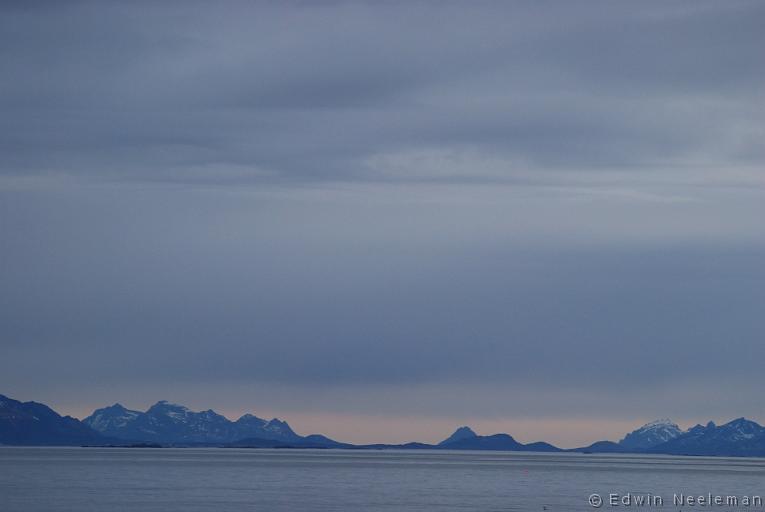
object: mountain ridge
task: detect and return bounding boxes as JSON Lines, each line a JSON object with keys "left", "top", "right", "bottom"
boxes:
{"left": 618, "top": 418, "right": 683, "bottom": 450}
{"left": 0, "top": 394, "right": 106, "bottom": 446}
{"left": 84, "top": 400, "right": 306, "bottom": 445}
{"left": 4, "top": 393, "right": 765, "bottom": 457}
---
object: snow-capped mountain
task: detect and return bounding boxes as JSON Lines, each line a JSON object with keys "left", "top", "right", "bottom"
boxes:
{"left": 717, "top": 417, "right": 765, "bottom": 441}
{"left": 83, "top": 403, "right": 141, "bottom": 432}
{"left": 651, "top": 418, "right": 765, "bottom": 456}
{"left": 231, "top": 414, "right": 301, "bottom": 443}
{"left": 619, "top": 419, "right": 683, "bottom": 450}
{"left": 8, "top": 392, "right": 765, "bottom": 456}
{"left": 83, "top": 400, "right": 301, "bottom": 444}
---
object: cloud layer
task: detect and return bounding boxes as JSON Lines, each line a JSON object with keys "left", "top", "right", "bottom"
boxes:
{"left": 1, "top": 1, "right": 764, "bottom": 444}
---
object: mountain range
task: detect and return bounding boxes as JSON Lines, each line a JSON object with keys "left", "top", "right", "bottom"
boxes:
{"left": 3, "top": 393, "right": 765, "bottom": 457}
{"left": 83, "top": 401, "right": 303, "bottom": 444}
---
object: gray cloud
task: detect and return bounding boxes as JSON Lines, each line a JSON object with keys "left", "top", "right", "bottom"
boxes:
{"left": 1, "top": 1, "right": 763, "bottom": 183}
{"left": 1, "top": 1, "right": 764, "bottom": 441}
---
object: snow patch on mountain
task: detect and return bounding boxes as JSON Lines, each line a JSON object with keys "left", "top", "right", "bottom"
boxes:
{"left": 619, "top": 419, "right": 683, "bottom": 450}
{"left": 84, "top": 404, "right": 141, "bottom": 431}
{"left": 83, "top": 400, "right": 301, "bottom": 444}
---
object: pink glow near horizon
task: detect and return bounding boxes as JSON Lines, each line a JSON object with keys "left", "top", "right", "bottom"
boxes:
{"left": 60, "top": 403, "right": 702, "bottom": 448}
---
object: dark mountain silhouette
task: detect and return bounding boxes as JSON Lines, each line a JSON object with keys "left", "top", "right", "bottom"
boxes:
{"left": 228, "top": 435, "right": 353, "bottom": 449}
{"left": 647, "top": 418, "right": 765, "bottom": 456}
{"left": 0, "top": 394, "right": 105, "bottom": 446}
{"left": 574, "top": 440, "right": 630, "bottom": 453}
{"left": 437, "top": 427, "right": 561, "bottom": 452}
{"left": 85, "top": 400, "right": 312, "bottom": 445}
{"left": 301, "top": 434, "right": 349, "bottom": 447}
{"left": 354, "top": 442, "right": 435, "bottom": 450}
{"left": 574, "top": 417, "right": 765, "bottom": 457}
{"left": 6, "top": 394, "right": 765, "bottom": 457}
{"left": 619, "top": 419, "right": 683, "bottom": 450}
{"left": 438, "top": 426, "right": 477, "bottom": 445}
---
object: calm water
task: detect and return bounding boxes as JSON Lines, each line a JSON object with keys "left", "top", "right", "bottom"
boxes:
{"left": 3, "top": 447, "right": 765, "bottom": 511}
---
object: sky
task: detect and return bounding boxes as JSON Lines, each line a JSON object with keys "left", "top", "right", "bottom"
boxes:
{"left": 1, "top": 1, "right": 764, "bottom": 447}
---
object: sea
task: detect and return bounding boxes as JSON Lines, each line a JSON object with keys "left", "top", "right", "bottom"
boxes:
{"left": 2, "top": 447, "right": 765, "bottom": 511}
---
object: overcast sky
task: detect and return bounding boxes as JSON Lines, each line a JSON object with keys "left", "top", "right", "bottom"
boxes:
{"left": 1, "top": 1, "right": 764, "bottom": 447}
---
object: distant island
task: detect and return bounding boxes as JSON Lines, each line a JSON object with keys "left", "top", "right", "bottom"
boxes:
{"left": 3, "top": 393, "right": 765, "bottom": 457}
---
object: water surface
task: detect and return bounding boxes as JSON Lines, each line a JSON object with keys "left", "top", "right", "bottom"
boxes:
{"left": 2, "top": 447, "right": 765, "bottom": 511}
